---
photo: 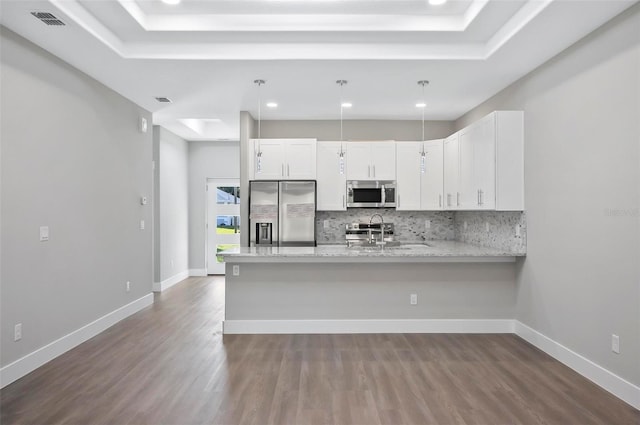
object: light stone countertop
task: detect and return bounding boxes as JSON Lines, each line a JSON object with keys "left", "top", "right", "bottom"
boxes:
{"left": 220, "top": 240, "right": 525, "bottom": 263}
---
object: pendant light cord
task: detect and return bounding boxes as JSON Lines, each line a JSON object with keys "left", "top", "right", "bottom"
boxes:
{"left": 254, "top": 79, "right": 265, "bottom": 141}
{"left": 337, "top": 80, "right": 347, "bottom": 156}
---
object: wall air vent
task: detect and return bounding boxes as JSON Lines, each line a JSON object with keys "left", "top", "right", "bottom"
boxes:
{"left": 31, "top": 12, "right": 66, "bottom": 26}
{"left": 155, "top": 97, "right": 172, "bottom": 103}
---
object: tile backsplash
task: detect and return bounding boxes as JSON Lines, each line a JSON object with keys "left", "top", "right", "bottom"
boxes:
{"left": 315, "top": 208, "right": 527, "bottom": 254}
{"left": 316, "top": 208, "right": 454, "bottom": 244}
{"left": 454, "top": 211, "right": 527, "bottom": 254}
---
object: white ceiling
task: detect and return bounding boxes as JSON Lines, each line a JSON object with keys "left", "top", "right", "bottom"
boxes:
{"left": 1, "top": 0, "right": 637, "bottom": 141}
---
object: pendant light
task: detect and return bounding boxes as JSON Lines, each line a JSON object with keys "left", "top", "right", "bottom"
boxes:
{"left": 254, "top": 79, "right": 265, "bottom": 173}
{"left": 336, "top": 80, "right": 347, "bottom": 175}
{"left": 417, "top": 80, "right": 429, "bottom": 174}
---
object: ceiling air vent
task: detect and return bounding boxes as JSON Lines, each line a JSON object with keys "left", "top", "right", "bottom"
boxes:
{"left": 155, "top": 97, "right": 172, "bottom": 103}
{"left": 31, "top": 12, "right": 66, "bottom": 26}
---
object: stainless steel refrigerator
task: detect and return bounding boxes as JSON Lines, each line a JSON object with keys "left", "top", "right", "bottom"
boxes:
{"left": 249, "top": 180, "right": 316, "bottom": 247}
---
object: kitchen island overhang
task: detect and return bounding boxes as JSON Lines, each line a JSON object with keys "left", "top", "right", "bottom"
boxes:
{"left": 220, "top": 241, "right": 525, "bottom": 335}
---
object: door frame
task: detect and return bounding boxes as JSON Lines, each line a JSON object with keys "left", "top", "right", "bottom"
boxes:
{"left": 206, "top": 178, "right": 241, "bottom": 275}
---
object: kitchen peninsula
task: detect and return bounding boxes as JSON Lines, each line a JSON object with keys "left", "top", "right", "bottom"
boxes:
{"left": 220, "top": 241, "right": 525, "bottom": 334}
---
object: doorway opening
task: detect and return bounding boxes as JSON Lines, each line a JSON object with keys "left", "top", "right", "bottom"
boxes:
{"left": 206, "top": 179, "right": 240, "bottom": 275}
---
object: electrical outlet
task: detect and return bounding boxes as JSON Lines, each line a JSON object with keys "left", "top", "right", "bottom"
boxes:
{"left": 14, "top": 323, "right": 22, "bottom": 341}
{"left": 232, "top": 265, "right": 240, "bottom": 276}
{"left": 126, "top": 281, "right": 131, "bottom": 292}
{"left": 612, "top": 334, "right": 620, "bottom": 354}
{"left": 463, "top": 221, "right": 468, "bottom": 230}
{"left": 323, "top": 220, "right": 329, "bottom": 230}
{"left": 485, "top": 222, "right": 490, "bottom": 232}
{"left": 140, "top": 219, "right": 145, "bottom": 230}
{"left": 515, "top": 224, "right": 521, "bottom": 237}
{"left": 410, "top": 293, "right": 418, "bottom": 305}
{"left": 425, "top": 220, "right": 431, "bottom": 229}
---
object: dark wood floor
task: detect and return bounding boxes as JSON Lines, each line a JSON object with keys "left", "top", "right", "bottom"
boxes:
{"left": 1, "top": 277, "right": 638, "bottom": 425}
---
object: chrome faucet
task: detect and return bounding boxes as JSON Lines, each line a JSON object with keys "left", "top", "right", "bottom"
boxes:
{"left": 369, "top": 214, "right": 385, "bottom": 245}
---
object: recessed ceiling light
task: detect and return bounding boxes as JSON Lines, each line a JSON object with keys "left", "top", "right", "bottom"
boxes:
{"left": 341, "top": 102, "right": 352, "bottom": 108}
{"left": 266, "top": 102, "right": 278, "bottom": 108}
{"left": 416, "top": 103, "right": 427, "bottom": 108}
{"left": 428, "top": 0, "right": 447, "bottom": 5}
{"left": 155, "top": 96, "right": 172, "bottom": 103}
{"left": 161, "top": 0, "right": 181, "bottom": 5}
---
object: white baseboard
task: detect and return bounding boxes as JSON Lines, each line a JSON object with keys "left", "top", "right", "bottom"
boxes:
{"left": 153, "top": 270, "right": 189, "bottom": 292}
{"left": 0, "top": 293, "right": 153, "bottom": 389}
{"left": 222, "top": 319, "right": 515, "bottom": 335}
{"left": 515, "top": 321, "right": 640, "bottom": 410}
{"left": 189, "top": 269, "right": 206, "bottom": 277}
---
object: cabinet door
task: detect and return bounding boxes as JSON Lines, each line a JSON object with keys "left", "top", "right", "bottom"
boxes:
{"left": 396, "top": 142, "right": 422, "bottom": 211}
{"left": 285, "top": 139, "right": 317, "bottom": 180}
{"left": 443, "top": 133, "right": 459, "bottom": 209}
{"left": 346, "top": 142, "right": 372, "bottom": 180}
{"left": 254, "top": 139, "right": 284, "bottom": 179}
{"left": 421, "top": 139, "right": 444, "bottom": 210}
{"left": 458, "top": 125, "right": 476, "bottom": 210}
{"left": 370, "top": 142, "right": 396, "bottom": 180}
{"left": 316, "top": 142, "right": 347, "bottom": 211}
{"left": 473, "top": 114, "right": 496, "bottom": 210}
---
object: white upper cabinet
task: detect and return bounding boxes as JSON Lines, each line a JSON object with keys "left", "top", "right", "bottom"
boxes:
{"left": 421, "top": 140, "right": 444, "bottom": 210}
{"left": 346, "top": 141, "right": 396, "bottom": 180}
{"left": 443, "top": 132, "right": 460, "bottom": 209}
{"left": 443, "top": 111, "right": 524, "bottom": 211}
{"left": 396, "top": 140, "right": 443, "bottom": 211}
{"left": 396, "top": 142, "right": 422, "bottom": 211}
{"left": 493, "top": 111, "right": 524, "bottom": 210}
{"left": 252, "top": 138, "right": 317, "bottom": 180}
{"left": 316, "top": 142, "right": 347, "bottom": 211}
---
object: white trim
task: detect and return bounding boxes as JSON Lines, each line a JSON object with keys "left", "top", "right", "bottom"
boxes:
{"left": 515, "top": 321, "right": 640, "bottom": 410}
{"left": 152, "top": 270, "right": 189, "bottom": 292}
{"left": 222, "top": 319, "right": 515, "bottom": 335}
{"left": 189, "top": 269, "right": 207, "bottom": 277}
{"left": 0, "top": 294, "right": 153, "bottom": 389}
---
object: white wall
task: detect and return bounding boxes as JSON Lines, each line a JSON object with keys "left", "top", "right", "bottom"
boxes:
{"left": 0, "top": 28, "right": 153, "bottom": 367}
{"left": 155, "top": 127, "right": 189, "bottom": 284}
{"left": 188, "top": 142, "right": 240, "bottom": 271}
{"left": 456, "top": 6, "right": 640, "bottom": 386}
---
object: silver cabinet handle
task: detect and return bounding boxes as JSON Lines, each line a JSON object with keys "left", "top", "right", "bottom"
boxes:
{"left": 439, "top": 194, "right": 442, "bottom": 208}
{"left": 447, "top": 193, "right": 451, "bottom": 207}
{"left": 457, "top": 192, "right": 460, "bottom": 207}
{"left": 281, "top": 164, "right": 285, "bottom": 177}
{"left": 478, "top": 189, "right": 481, "bottom": 206}
{"left": 343, "top": 194, "right": 346, "bottom": 208}
{"left": 368, "top": 165, "right": 371, "bottom": 178}
{"left": 397, "top": 195, "right": 400, "bottom": 208}
{"left": 372, "top": 165, "right": 376, "bottom": 178}
{"left": 479, "top": 189, "right": 484, "bottom": 206}
{"left": 287, "top": 164, "right": 290, "bottom": 177}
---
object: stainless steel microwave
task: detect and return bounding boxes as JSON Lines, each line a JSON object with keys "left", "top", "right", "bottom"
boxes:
{"left": 346, "top": 180, "right": 396, "bottom": 208}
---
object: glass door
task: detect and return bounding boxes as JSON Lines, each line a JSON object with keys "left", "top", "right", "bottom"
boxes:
{"left": 207, "top": 179, "right": 241, "bottom": 275}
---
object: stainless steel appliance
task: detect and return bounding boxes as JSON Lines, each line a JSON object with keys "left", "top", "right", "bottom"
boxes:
{"left": 346, "top": 180, "right": 396, "bottom": 208}
{"left": 345, "top": 222, "right": 395, "bottom": 247}
{"left": 249, "top": 180, "right": 317, "bottom": 247}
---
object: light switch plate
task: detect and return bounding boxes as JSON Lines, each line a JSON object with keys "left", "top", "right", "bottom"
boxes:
{"left": 140, "top": 220, "right": 145, "bottom": 230}
{"left": 425, "top": 220, "right": 431, "bottom": 229}
{"left": 139, "top": 117, "right": 148, "bottom": 133}
{"left": 40, "top": 226, "right": 49, "bottom": 242}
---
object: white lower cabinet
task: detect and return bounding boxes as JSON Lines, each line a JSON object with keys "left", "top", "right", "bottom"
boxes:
{"left": 396, "top": 140, "right": 444, "bottom": 211}
{"left": 317, "top": 142, "right": 347, "bottom": 211}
